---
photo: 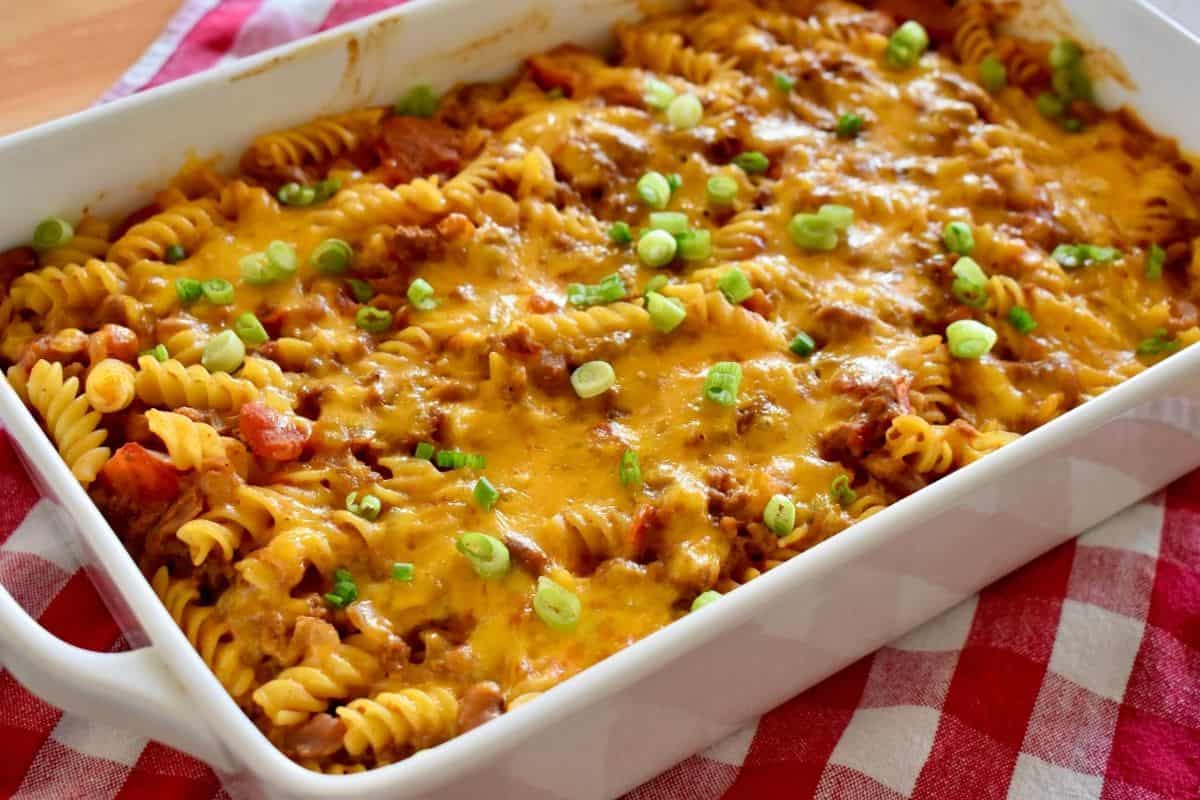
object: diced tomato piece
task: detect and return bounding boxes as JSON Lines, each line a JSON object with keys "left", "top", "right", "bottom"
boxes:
{"left": 100, "top": 443, "right": 181, "bottom": 502}
{"left": 374, "top": 117, "right": 463, "bottom": 185}
{"left": 628, "top": 504, "right": 657, "bottom": 558}
{"left": 87, "top": 324, "right": 140, "bottom": 364}
{"left": 0, "top": 246, "right": 36, "bottom": 290}
{"left": 894, "top": 375, "right": 913, "bottom": 415}
{"left": 238, "top": 401, "right": 309, "bottom": 461}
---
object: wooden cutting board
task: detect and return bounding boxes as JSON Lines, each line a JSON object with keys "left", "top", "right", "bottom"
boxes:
{"left": 0, "top": 0, "right": 181, "bottom": 136}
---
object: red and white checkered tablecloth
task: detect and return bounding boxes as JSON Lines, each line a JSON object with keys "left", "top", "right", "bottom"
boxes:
{"left": 3, "top": 2, "right": 1200, "bottom": 797}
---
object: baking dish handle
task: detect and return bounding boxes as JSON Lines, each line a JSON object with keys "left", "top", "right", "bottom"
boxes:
{"left": 0, "top": 585, "right": 235, "bottom": 771}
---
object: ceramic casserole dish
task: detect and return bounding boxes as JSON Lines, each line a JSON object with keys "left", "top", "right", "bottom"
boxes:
{"left": 1, "top": 0, "right": 1200, "bottom": 797}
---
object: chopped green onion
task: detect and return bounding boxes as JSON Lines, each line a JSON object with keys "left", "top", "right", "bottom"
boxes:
{"left": 649, "top": 212, "right": 689, "bottom": 235}
{"left": 473, "top": 477, "right": 499, "bottom": 510}
{"left": 643, "top": 275, "right": 669, "bottom": 296}
{"left": 943, "top": 221, "right": 975, "bottom": 256}
{"left": 395, "top": 84, "right": 438, "bottom": 117}
{"left": 311, "top": 239, "right": 353, "bottom": 274}
{"left": 638, "top": 229, "right": 678, "bottom": 267}
{"left": 1052, "top": 244, "right": 1082, "bottom": 268}
{"left": 1082, "top": 244, "right": 1120, "bottom": 264}
{"left": 407, "top": 278, "right": 438, "bottom": 311}
{"left": 533, "top": 576, "right": 581, "bottom": 631}
{"left": 1052, "top": 243, "right": 1121, "bottom": 269}
{"left": 619, "top": 450, "right": 642, "bottom": 487}
{"left": 414, "top": 442, "right": 436, "bottom": 460}
{"left": 836, "top": 113, "right": 864, "bottom": 139}
{"left": 345, "top": 491, "right": 382, "bottom": 521}
{"left": 732, "top": 151, "right": 769, "bottom": 174}
{"left": 667, "top": 93, "right": 703, "bottom": 130}
{"left": 277, "top": 183, "right": 301, "bottom": 205}
{"left": 141, "top": 344, "right": 169, "bottom": 362}
{"left": 637, "top": 172, "right": 672, "bottom": 210}
{"left": 789, "top": 332, "right": 817, "bottom": 357}
{"left": 436, "top": 449, "right": 486, "bottom": 470}
{"left": 979, "top": 55, "right": 1007, "bottom": 93}
{"left": 1137, "top": 328, "right": 1181, "bottom": 358}
{"left": 348, "top": 278, "right": 375, "bottom": 302}
{"left": 567, "top": 273, "right": 625, "bottom": 307}
{"left": 571, "top": 360, "right": 616, "bottom": 398}
{"left": 201, "top": 330, "right": 246, "bottom": 374}
{"left": 355, "top": 306, "right": 393, "bottom": 333}
{"left": 817, "top": 204, "right": 854, "bottom": 232}
{"left": 946, "top": 319, "right": 998, "bottom": 359}
{"left": 706, "top": 175, "right": 738, "bottom": 206}
{"left": 392, "top": 562, "right": 414, "bottom": 582}
{"left": 773, "top": 72, "right": 796, "bottom": 93}
{"left": 1007, "top": 306, "right": 1037, "bottom": 334}
{"left": 831, "top": 474, "right": 857, "bottom": 507}
{"left": 164, "top": 244, "right": 187, "bottom": 264}
{"left": 763, "top": 494, "right": 796, "bottom": 536}
{"left": 233, "top": 312, "right": 269, "bottom": 345}
{"left": 175, "top": 278, "right": 203, "bottom": 304}
{"left": 951, "top": 257, "right": 989, "bottom": 308}
{"left": 704, "top": 361, "right": 742, "bottom": 406}
{"left": 201, "top": 278, "right": 235, "bottom": 305}
{"left": 312, "top": 178, "right": 341, "bottom": 203}
{"left": 789, "top": 213, "right": 838, "bottom": 252}
{"left": 239, "top": 253, "right": 274, "bottom": 285}
{"left": 608, "top": 221, "right": 634, "bottom": 245}
{"left": 457, "top": 532, "right": 510, "bottom": 579}
{"left": 1049, "top": 39, "right": 1084, "bottom": 70}
{"left": 1053, "top": 66, "right": 1093, "bottom": 104}
{"left": 1035, "top": 92, "right": 1065, "bottom": 119}
{"left": 277, "top": 183, "right": 316, "bottom": 206}
{"left": 1146, "top": 245, "right": 1165, "bottom": 280}
{"left": 885, "top": 20, "right": 929, "bottom": 69}
{"left": 265, "top": 240, "right": 297, "bottom": 281}
{"left": 324, "top": 576, "right": 357, "bottom": 609}
{"left": 643, "top": 78, "right": 676, "bottom": 110}
{"left": 32, "top": 217, "right": 74, "bottom": 250}
{"left": 667, "top": 173, "right": 683, "bottom": 194}
{"left": 691, "top": 590, "right": 721, "bottom": 611}
{"left": 717, "top": 267, "right": 753, "bottom": 304}
{"left": 646, "top": 292, "right": 687, "bottom": 333}
{"left": 676, "top": 229, "right": 712, "bottom": 261}
{"left": 1062, "top": 117, "right": 1083, "bottom": 133}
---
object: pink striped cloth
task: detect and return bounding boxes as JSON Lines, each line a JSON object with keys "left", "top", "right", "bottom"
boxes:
{"left": 2, "top": 2, "right": 1199, "bottom": 798}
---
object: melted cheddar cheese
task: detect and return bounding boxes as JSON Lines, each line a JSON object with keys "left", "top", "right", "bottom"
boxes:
{"left": 3, "top": 0, "right": 1199, "bottom": 772}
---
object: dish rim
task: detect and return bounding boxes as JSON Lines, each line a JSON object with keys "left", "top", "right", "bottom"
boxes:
{"left": 0, "top": 0, "right": 1197, "bottom": 795}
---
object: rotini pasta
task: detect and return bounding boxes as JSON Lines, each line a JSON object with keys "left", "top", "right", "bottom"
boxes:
{"left": 17, "top": 360, "right": 109, "bottom": 485}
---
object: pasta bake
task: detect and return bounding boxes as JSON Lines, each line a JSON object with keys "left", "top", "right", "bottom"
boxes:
{"left": 2, "top": 0, "right": 1198, "bottom": 772}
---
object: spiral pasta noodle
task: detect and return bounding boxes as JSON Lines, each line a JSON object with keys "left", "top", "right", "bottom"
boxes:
{"left": 145, "top": 409, "right": 228, "bottom": 471}
{"left": 253, "top": 642, "right": 382, "bottom": 726}
{"left": 337, "top": 688, "right": 458, "bottom": 759}
{"left": 108, "top": 201, "right": 217, "bottom": 266}
{"left": 242, "top": 108, "right": 386, "bottom": 173}
{"left": 39, "top": 216, "right": 111, "bottom": 269}
{"left": 20, "top": 360, "right": 109, "bottom": 485}
{"left": 152, "top": 567, "right": 256, "bottom": 698}
{"left": 135, "top": 356, "right": 259, "bottom": 410}
{"left": 9, "top": 259, "right": 127, "bottom": 316}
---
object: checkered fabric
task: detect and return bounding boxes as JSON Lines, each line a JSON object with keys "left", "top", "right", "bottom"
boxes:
{"left": 3, "top": 1, "right": 1200, "bottom": 797}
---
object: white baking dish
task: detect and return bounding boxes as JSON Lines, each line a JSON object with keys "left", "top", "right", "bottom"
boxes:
{"left": 2, "top": 1, "right": 1199, "bottom": 797}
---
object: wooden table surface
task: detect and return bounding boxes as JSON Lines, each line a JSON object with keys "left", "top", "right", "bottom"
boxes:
{"left": 0, "top": 0, "right": 182, "bottom": 136}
